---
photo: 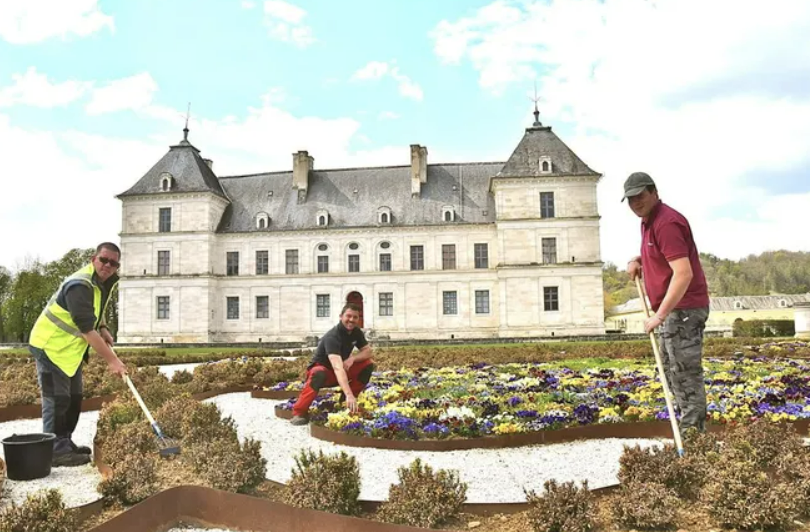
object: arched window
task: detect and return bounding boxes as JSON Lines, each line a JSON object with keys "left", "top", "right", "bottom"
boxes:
{"left": 160, "top": 172, "right": 173, "bottom": 191}
{"left": 444, "top": 211, "right": 452, "bottom": 222}
{"left": 255, "top": 212, "right": 270, "bottom": 229}
{"left": 377, "top": 206, "right": 392, "bottom": 224}
{"left": 734, "top": 301, "right": 743, "bottom": 310}
{"left": 779, "top": 299, "right": 788, "bottom": 308}
{"left": 381, "top": 212, "right": 389, "bottom": 223}
{"left": 318, "top": 216, "right": 326, "bottom": 226}
{"left": 542, "top": 161, "right": 550, "bottom": 172}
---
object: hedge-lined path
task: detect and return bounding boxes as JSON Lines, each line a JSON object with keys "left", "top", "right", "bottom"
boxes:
{"left": 209, "top": 393, "right": 665, "bottom": 504}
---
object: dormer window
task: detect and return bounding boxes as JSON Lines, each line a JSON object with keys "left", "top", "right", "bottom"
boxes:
{"left": 378, "top": 206, "right": 392, "bottom": 224}
{"left": 779, "top": 299, "right": 788, "bottom": 308}
{"left": 255, "top": 212, "right": 270, "bottom": 230}
{"left": 734, "top": 301, "right": 743, "bottom": 310}
{"left": 160, "top": 172, "right": 173, "bottom": 191}
{"left": 316, "top": 210, "right": 329, "bottom": 227}
{"left": 539, "top": 156, "right": 552, "bottom": 174}
{"left": 442, "top": 206, "right": 455, "bottom": 222}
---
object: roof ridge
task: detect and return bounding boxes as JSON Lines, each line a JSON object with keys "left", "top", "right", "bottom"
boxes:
{"left": 218, "top": 161, "right": 506, "bottom": 180}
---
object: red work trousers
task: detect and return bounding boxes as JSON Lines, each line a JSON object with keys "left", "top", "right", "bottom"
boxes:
{"left": 292, "top": 358, "right": 374, "bottom": 417}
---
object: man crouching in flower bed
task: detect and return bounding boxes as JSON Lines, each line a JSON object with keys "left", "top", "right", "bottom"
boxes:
{"left": 290, "top": 303, "right": 375, "bottom": 425}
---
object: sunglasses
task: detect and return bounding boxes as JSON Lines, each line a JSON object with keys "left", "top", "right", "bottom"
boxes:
{"left": 98, "top": 257, "right": 121, "bottom": 268}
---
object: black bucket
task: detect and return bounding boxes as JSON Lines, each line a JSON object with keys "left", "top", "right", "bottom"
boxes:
{"left": 1, "top": 433, "right": 56, "bottom": 481}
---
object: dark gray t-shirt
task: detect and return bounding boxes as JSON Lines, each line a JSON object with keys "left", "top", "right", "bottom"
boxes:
{"left": 308, "top": 322, "right": 368, "bottom": 369}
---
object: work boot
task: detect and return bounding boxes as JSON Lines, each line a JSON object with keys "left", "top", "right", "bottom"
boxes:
{"left": 69, "top": 439, "right": 92, "bottom": 455}
{"left": 290, "top": 415, "right": 309, "bottom": 426}
{"left": 53, "top": 450, "right": 91, "bottom": 467}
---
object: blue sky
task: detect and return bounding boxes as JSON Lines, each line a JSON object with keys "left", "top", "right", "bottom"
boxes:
{"left": 1, "top": 0, "right": 810, "bottom": 270}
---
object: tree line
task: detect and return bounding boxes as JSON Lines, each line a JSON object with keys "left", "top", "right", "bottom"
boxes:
{"left": 0, "top": 248, "right": 119, "bottom": 343}
{"left": 603, "top": 250, "right": 810, "bottom": 313}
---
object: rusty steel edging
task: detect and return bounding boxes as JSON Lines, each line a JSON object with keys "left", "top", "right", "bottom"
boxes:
{"left": 273, "top": 404, "right": 810, "bottom": 451}
{"left": 251, "top": 388, "right": 301, "bottom": 400}
{"left": 85, "top": 484, "right": 463, "bottom": 532}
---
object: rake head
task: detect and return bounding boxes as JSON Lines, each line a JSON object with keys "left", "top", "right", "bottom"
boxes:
{"left": 157, "top": 435, "right": 181, "bottom": 457}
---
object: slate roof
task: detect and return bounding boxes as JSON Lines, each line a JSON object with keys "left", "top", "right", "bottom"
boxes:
{"left": 609, "top": 294, "right": 810, "bottom": 315}
{"left": 216, "top": 162, "right": 503, "bottom": 232}
{"left": 498, "top": 125, "right": 601, "bottom": 178}
{"left": 118, "top": 134, "right": 227, "bottom": 199}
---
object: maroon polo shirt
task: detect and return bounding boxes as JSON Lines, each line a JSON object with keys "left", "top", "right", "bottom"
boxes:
{"left": 640, "top": 201, "right": 709, "bottom": 312}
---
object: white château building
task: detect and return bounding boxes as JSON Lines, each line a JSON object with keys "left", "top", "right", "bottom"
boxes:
{"left": 116, "top": 113, "right": 606, "bottom": 343}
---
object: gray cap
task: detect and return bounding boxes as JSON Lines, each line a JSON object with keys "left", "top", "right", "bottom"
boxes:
{"left": 622, "top": 172, "right": 656, "bottom": 201}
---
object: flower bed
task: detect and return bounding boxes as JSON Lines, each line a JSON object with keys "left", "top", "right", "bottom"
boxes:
{"left": 273, "top": 354, "right": 810, "bottom": 441}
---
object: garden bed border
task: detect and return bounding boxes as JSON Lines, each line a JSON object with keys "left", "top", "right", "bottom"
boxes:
{"left": 272, "top": 404, "right": 810, "bottom": 451}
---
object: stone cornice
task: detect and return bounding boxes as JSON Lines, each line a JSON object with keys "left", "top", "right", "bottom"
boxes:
{"left": 215, "top": 223, "right": 496, "bottom": 239}
{"left": 120, "top": 192, "right": 230, "bottom": 206}
{"left": 495, "top": 216, "right": 601, "bottom": 224}
{"left": 489, "top": 174, "right": 601, "bottom": 191}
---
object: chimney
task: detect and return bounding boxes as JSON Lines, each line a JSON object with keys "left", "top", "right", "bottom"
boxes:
{"left": 410, "top": 144, "right": 428, "bottom": 197}
{"left": 203, "top": 158, "right": 214, "bottom": 170}
{"left": 293, "top": 151, "right": 314, "bottom": 203}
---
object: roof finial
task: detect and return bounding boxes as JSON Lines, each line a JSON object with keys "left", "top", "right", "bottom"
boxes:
{"left": 530, "top": 81, "right": 542, "bottom": 127}
{"left": 183, "top": 102, "right": 191, "bottom": 141}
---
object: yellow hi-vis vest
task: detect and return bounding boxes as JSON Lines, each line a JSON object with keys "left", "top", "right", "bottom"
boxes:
{"left": 29, "top": 264, "right": 117, "bottom": 377}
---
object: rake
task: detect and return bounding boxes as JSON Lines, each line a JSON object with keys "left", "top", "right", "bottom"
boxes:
{"left": 123, "top": 374, "right": 181, "bottom": 457}
{"left": 635, "top": 277, "right": 685, "bottom": 457}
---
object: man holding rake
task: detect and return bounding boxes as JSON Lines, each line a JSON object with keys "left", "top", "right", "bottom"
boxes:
{"left": 624, "top": 172, "right": 710, "bottom": 434}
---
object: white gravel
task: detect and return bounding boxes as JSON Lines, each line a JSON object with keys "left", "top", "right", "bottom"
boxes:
{"left": 206, "top": 393, "right": 666, "bottom": 504}
{"left": 157, "top": 363, "right": 200, "bottom": 378}
{"left": 0, "top": 411, "right": 101, "bottom": 509}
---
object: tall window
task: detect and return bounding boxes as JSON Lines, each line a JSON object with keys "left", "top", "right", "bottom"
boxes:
{"left": 256, "top": 296, "right": 269, "bottom": 319}
{"left": 348, "top": 254, "right": 360, "bottom": 273}
{"left": 317, "top": 255, "right": 329, "bottom": 273}
{"left": 442, "top": 244, "right": 456, "bottom": 270}
{"left": 226, "top": 297, "right": 240, "bottom": 319}
{"left": 157, "top": 250, "right": 170, "bottom": 276}
{"left": 285, "top": 249, "right": 299, "bottom": 274}
{"left": 256, "top": 250, "right": 269, "bottom": 275}
{"left": 544, "top": 287, "right": 559, "bottom": 311}
{"left": 475, "top": 290, "right": 490, "bottom": 314}
{"left": 410, "top": 245, "right": 424, "bottom": 271}
{"left": 474, "top": 243, "right": 489, "bottom": 269}
{"left": 379, "top": 253, "right": 392, "bottom": 272}
{"left": 316, "top": 294, "right": 330, "bottom": 318}
{"left": 540, "top": 192, "right": 555, "bottom": 218}
{"left": 156, "top": 296, "right": 170, "bottom": 320}
{"left": 159, "top": 208, "right": 172, "bottom": 232}
{"left": 542, "top": 238, "right": 557, "bottom": 264}
{"left": 226, "top": 252, "right": 239, "bottom": 276}
{"left": 379, "top": 292, "right": 393, "bottom": 316}
{"left": 443, "top": 291, "right": 458, "bottom": 315}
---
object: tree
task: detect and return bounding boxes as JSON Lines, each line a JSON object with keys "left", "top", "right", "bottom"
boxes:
{"left": 0, "top": 266, "right": 11, "bottom": 341}
{"left": 3, "top": 264, "right": 50, "bottom": 342}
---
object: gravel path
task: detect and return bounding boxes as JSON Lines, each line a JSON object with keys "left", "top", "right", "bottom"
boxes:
{"left": 0, "top": 412, "right": 101, "bottom": 509}
{"left": 207, "top": 393, "right": 665, "bottom": 504}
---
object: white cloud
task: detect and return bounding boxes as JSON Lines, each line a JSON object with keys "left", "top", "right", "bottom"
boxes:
{"left": 352, "top": 61, "right": 424, "bottom": 101}
{"left": 262, "top": 1, "right": 315, "bottom": 47}
{"left": 378, "top": 111, "right": 400, "bottom": 120}
{"left": 0, "top": 0, "right": 113, "bottom": 44}
{"left": 433, "top": 0, "right": 810, "bottom": 263}
{"left": 85, "top": 73, "right": 158, "bottom": 115}
{"left": 0, "top": 67, "right": 90, "bottom": 108}
{"left": 241, "top": 0, "right": 257, "bottom": 9}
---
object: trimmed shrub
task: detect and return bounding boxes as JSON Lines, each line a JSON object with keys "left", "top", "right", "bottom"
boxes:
{"left": 170, "top": 369, "right": 193, "bottom": 385}
{"left": 284, "top": 449, "right": 361, "bottom": 516}
{"left": 775, "top": 449, "right": 810, "bottom": 508}
{"left": 525, "top": 480, "right": 594, "bottom": 532}
{"left": 181, "top": 403, "right": 239, "bottom": 445}
{"left": 611, "top": 481, "right": 679, "bottom": 530}
{"left": 184, "top": 436, "right": 266, "bottom": 493}
{"left": 155, "top": 394, "right": 198, "bottom": 439}
{"left": 733, "top": 319, "right": 795, "bottom": 338}
{"left": 702, "top": 453, "right": 801, "bottom": 530}
{"left": 95, "top": 398, "right": 142, "bottom": 442}
{"left": 99, "top": 453, "right": 159, "bottom": 506}
{"left": 724, "top": 419, "right": 804, "bottom": 468}
{"left": 0, "top": 489, "right": 76, "bottom": 532}
{"left": 100, "top": 422, "right": 158, "bottom": 467}
{"left": 377, "top": 458, "right": 467, "bottom": 528}
{"left": 618, "top": 443, "right": 704, "bottom": 499}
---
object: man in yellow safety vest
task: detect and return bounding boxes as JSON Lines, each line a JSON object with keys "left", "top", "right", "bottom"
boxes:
{"left": 29, "top": 242, "right": 127, "bottom": 467}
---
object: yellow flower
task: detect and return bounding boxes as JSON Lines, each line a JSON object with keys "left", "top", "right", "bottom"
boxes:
{"left": 493, "top": 423, "right": 526, "bottom": 435}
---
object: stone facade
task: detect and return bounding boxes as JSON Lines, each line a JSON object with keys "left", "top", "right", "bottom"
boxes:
{"left": 117, "top": 121, "right": 606, "bottom": 343}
